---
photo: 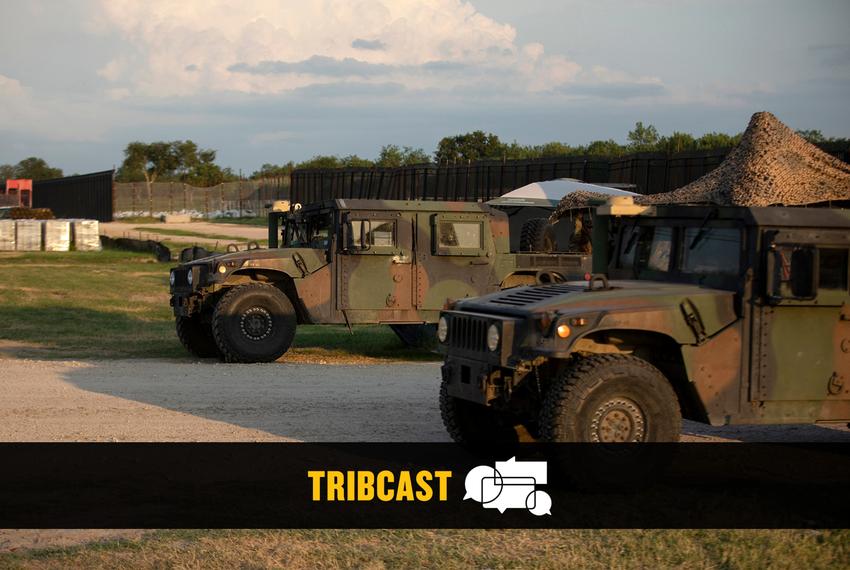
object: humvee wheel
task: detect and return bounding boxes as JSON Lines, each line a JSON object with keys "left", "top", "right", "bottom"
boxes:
{"left": 519, "top": 218, "right": 557, "bottom": 253}
{"left": 540, "top": 354, "right": 681, "bottom": 442}
{"left": 175, "top": 315, "right": 221, "bottom": 358}
{"left": 439, "top": 376, "right": 520, "bottom": 444}
{"left": 212, "top": 283, "right": 297, "bottom": 363}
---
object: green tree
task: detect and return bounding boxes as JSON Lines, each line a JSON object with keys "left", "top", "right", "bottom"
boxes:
{"left": 584, "top": 139, "right": 626, "bottom": 156}
{"left": 659, "top": 132, "right": 697, "bottom": 153}
{"left": 434, "top": 131, "right": 504, "bottom": 162}
{"left": 4, "top": 157, "right": 64, "bottom": 180}
{"left": 796, "top": 129, "right": 826, "bottom": 144}
{"left": 251, "top": 162, "right": 294, "bottom": 179}
{"left": 696, "top": 132, "right": 742, "bottom": 150}
{"left": 377, "top": 145, "right": 430, "bottom": 167}
{"left": 0, "top": 164, "right": 16, "bottom": 181}
{"left": 627, "top": 122, "right": 661, "bottom": 151}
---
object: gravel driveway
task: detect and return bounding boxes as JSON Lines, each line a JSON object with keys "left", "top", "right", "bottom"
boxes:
{"left": 1, "top": 358, "right": 847, "bottom": 443}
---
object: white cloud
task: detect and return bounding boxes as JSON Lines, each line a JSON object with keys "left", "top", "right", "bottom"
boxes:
{"left": 95, "top": 0, "right": 581, "bottom": 96}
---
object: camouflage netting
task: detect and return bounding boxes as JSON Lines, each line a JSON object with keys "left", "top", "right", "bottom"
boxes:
{"left": 551, "top": 111, "right": 850, "bottom": 222}
{"left": 549, "top": 190, "right": 616, "bottom": 223}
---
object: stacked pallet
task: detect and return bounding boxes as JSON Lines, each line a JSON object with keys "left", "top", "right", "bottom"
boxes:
{"left": 0, "top": 219, "right": 102, "bottom": 252}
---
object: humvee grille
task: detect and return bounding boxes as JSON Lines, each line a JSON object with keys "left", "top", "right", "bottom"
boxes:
{"left": 489, "top": 284, "right": 579, "bottom": 307}
{"left": 448, "top": 314, "right": 489, "bottom": 352}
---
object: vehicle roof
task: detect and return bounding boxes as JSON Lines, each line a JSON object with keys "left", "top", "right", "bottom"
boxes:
{"left": 641, "top": 204, "right": 850, "bottom": 229}
{"left": 487, "top": 178, "right": 638, "bottom": 208}
{"left": 299, "top": 199, "right": 492, "bottom": 213}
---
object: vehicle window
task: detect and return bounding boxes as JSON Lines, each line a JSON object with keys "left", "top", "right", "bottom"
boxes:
{"left": 819, "top": 248, "right": 849, "bottom": 290}
{"left": 438, "top": 221, "right": 481, "bottom": 249}
{"left": 617, "top": 225, "right": 643, "bottom": 269}
{"left": 645, "top": 227, "right": 673, "bottom": 272}
{"left": 771, "top": 245, "right": 816, "bottom": 300}
{"left": 306, "top": 215, "right": 332, "bottom": 249}
{"left": 679, "top": 228, "right": 741, "bottom": 275}
{"left": 350, "top": 219, "right": 396, "bottom": 248}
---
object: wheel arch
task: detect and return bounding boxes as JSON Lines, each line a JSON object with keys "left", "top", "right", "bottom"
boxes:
{"left": 223, "top": 269, "right": 309, "bottom": 324}
{"left": 571, "top": 328, "right": 709, "bottom": 423}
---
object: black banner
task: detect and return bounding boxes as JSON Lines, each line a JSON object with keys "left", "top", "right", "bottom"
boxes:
{"left": 1, "top": 443, "right": 848, "bottom": 529}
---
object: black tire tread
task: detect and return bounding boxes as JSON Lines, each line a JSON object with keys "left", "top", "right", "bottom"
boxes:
{"left": 439, "top": 375, "right": 518, "bottom": 444}
{"left": 175, "top": 315, "right": 220, "bottom": 358}
{"left": 540, "top": 353, "right": 681, "bottom": 442}
{"left": 519, "top": 218, "right": 556, "bottom": 253}
{"left": 212, "top": 282, "right": 296, "bottom": 363}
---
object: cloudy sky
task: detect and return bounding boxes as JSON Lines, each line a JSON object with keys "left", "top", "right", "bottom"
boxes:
{"left": 1, "top": 0, "right": 848, "bottom": 174}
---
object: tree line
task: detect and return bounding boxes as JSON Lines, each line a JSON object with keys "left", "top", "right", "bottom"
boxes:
{"left": 4, "top": 124, "right": 848, "bottom": 190}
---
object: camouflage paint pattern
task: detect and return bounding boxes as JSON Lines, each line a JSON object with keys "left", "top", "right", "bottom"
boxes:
{"left": 169, "top": 199, "right": 591, "bottom": 327}
{"left": 439, "top": 204, "right": 850, "bottom": 427}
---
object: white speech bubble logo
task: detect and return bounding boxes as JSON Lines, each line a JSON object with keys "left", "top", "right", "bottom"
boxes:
{"left": 526, "top": 490, "right": 553, "bottom": 516}
{"left": 463, "top": 465, "right": 502, "bottom": 503}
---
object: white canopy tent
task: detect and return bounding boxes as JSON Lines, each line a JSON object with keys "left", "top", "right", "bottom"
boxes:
{"left": 487, "top": 178, "right": 637, "bottom": 209}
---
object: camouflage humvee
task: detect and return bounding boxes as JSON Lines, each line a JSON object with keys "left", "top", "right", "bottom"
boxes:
{"left": 169, "top": 199, "right": 590, "bottom": 362}
{"left": 438, "top": 199, "right": 850, "bottom": 442}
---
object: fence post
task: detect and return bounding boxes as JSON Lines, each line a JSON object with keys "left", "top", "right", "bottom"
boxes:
{"left": 183, "top": 183, "right": 187, "bottom": 212}
{"left": 132, "top": 182, "right": 137, "bottom": 214}
{"left": 169, "top": 181, "right": 174, "bottom": 213}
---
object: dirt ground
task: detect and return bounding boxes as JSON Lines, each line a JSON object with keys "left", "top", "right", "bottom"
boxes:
{"left": 1, "top": 357, "right": 848, "bottom": 552}
{"left": 1, "top": 358, "right": 848, "bottom": 443}
{"left": 100, "top": 221, "right": 267, "bottom": 245}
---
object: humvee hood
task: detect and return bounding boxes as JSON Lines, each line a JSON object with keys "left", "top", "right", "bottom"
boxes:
{"left": 456, "top": 281, "right": 738, "bottom": 336}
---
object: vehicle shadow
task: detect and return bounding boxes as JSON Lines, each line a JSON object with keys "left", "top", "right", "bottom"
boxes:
{"left": 57, "top": 359, "right": 450, "bottom": 442}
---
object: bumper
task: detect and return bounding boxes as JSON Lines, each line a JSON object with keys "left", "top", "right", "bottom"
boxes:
{"left": 442, "top": 356, "right": 511, "bottom": 406}
{"left": 170, "top": 293, "right": 197, "bottom": 317}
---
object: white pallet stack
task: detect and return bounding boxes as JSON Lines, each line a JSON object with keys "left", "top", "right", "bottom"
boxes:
{"left": 0, "top": 220, "right": 14, "bottom": 251}
{"left": 44, "top": 220, "right": 71, "bottom": 251}
{"left": 71, "top": 219, "right": 101, "bottom": 251}
{"left": 15, "top": 220, "right": 43, "bottom": 251}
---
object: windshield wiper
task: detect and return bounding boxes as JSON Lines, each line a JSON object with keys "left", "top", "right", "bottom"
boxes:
{"left": 689, "top": 208, "right": 718, "bottom": 250}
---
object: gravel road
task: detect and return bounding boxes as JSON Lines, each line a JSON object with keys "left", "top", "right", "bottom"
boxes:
{"left": 1, "top": 358, "right": 848, "bottom": 443}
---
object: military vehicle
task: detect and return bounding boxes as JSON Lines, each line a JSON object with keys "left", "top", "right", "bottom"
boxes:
{"left": 169, "top": 199, "right": 590, "bottom": 362}
{"left": 438, "top": 198, "right": 850, "bottom": 442}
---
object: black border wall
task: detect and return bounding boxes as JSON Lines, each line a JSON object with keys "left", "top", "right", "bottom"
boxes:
{"left": 290, "top": 144, "right": 849, "bottom": 206}
{"left": 31, "top": 170, "right": 114, "bottom": 222}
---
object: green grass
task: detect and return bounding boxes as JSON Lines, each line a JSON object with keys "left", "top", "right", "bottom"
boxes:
{"left": 208, "top": 216, "right": 268, "bottom": 226}
{"left": 0, "top": 249, "right": 435, "bottom": 362}
{"left": 1, "top": 529, "right": 846, "bottom": 569}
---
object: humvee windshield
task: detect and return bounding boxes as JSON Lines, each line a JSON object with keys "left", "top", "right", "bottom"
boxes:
{"left": 285, "top": 213, "right": 333, "bottom": 249}
{"left": 616, "top": 221, "right": 741, "bottom": 284}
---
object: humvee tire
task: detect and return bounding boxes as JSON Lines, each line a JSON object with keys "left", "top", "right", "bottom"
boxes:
{"left": 540, "top": 354, "right": 681, "bottom": 442}
{"left": 389, "top": 324, "right": 438, "bottom": 349}
{"left": 175, "top": 315, "right": 221, "bottom": 358}
{"left": 439, "top": 376, "right": 519, "bottom": 444}
{"left": 212, "top": 283, "right": 297, "bottom": 363}
{"left": 519, "top": 218, "right": 557, "bottom": 252}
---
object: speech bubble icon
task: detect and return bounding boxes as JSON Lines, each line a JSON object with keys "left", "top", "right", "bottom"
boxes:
{"left": 526, "top": 490, "right": 552, "bottom": 516}
{"left": 463, "top": 465, "right": 502, "bottom": 502}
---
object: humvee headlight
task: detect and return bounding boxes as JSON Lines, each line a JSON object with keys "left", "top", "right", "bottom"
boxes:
{"left": 556, "top": 324, "right": 571, "bottom": 338}
{"left": 487, "top": 324, "right": 500, "bottom": 352}
{"left": 169, "top": 271, "right": 176, "bottom": 286}
{"left": 437, "top": 317, "right": 448, "bottom": 343}
{"left": 187, "top": 270, "right": 193, "bottom": 286}
{"left": 217, "top": 264, "right": 227, "bottom": 274}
